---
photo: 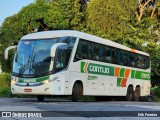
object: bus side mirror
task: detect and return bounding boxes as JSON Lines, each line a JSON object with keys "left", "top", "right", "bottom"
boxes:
{"left": 4, "top": 46, "right": 17, "bottom": 60}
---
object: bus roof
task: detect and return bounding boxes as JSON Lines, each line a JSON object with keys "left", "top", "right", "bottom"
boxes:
{"left": 21, "top": 30, "right": 149, "bottom": 56}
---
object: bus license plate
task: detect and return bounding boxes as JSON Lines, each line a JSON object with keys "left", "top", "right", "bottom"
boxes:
{"left": 24, "top": 89, "right": 32, "bottom": 92}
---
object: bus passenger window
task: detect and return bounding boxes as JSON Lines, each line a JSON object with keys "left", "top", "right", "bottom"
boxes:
{"left": 111, "top": 48, "right": 117, "bottom": 64}
{"left": 130, "top": 53, "right": 135, "bottom": 67}
{"left": 142, "top": 57, "right": 146, "bottom": 69}
{"left": 120, "top": 50, "right": 124, "bottom": 65}
{"left": 141, "top": 56, "right": 150, "bottom": 69}
{"left": 105, "top": 47, "right": 111, "bottom": 63}
{"left": 74, "top": 42, "right": 82, "bottom": 62}
{"left": 74, "top": 39, "right": 91, "bottom": 61}
{"left": 136, "top": 56, "right": 142, "bottom": 68}
{"left": 81, "top": 41, "right": 90, "bottom": 59}
{"left": 123, "top": 51, "right": 129, "bottom": 66}
{"left": 92, "top": 43, "right": 100, "bottom": 61}
{"left": 99, "top": 45, "right": 105, "bottom": 62}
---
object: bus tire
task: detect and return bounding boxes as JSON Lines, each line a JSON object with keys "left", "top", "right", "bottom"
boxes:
{"left": 37, "top": 95, "right": 44, "bottom": 102}
{"left": 126, "top": 86, "right": 133, "bottom": 101}
{"left": 134, "top": 87, "right": 140, "bottom": 101}
{"left": 72, "top": 83, "right": 79, "bottom": 102}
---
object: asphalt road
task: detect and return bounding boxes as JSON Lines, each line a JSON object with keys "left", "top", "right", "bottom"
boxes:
{"left": 0, "top": 98, "right": 160, "bottom": 120}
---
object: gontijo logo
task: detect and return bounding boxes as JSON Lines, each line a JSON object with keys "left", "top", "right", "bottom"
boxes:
{"left": 81, "top": 62, "right": 114, "bottom": 76}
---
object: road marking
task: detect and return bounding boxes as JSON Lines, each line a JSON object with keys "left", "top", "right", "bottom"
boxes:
{"left": 125, "top": 105, "right": 160, "bottom": 110}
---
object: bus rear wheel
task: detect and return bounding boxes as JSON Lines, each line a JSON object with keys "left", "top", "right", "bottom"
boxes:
{"left": 37, "top": 95, "right": 44, "bottom": 102}
{"left": 126, "top": 86, "right": 133, "bottom": 101}
{"left": 134, "top": 87, "right": 140, "bottom": 101}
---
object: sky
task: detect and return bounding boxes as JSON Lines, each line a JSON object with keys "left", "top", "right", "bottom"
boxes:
{"left": 0, "top": 0, "right": 35, "bottom": 26}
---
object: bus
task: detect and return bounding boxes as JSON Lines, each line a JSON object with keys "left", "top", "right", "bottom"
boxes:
{"left": 5, "top": 30, "right": 151, "bottom": 102}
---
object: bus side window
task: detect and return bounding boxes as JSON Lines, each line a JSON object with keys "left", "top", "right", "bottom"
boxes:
{"left": 83, "top": 41, "right": 91, "bottom": 59}
{"left": 88, "top": 43, "right": 92, "bottom": 59}
{"left": 80, "top": 40, "right": 91, "bottom": 60}
{"left": 117, "top": 49, "right": 121, "bottom": 65}
{"left": 111, "top": 48, "right": 117, "bottom": 64}
{"left": 123, "top": 51, "right": 129, "bottom": 66}
{"left": 105, "top": 46, "right": 111, "bottom": 63}
{"left": 120, "top": 50, "right": 124, "bottom": 65}
{"left": 136, "top": 55, "right": 142, "bottom": 68}
{"left": 74, "top": 41, "right": 82, "bottom": 62}
{"left": 99, "top": 45, "right": 105, "bottom": 62}
{"left": 141, "top": 56, "right": 150, "bottom": 69}
{"left": 92, "top": 43, "right": 100, "bottom": 61}
{"left": 130, "top": 53, "right": 136, "bottom": 67}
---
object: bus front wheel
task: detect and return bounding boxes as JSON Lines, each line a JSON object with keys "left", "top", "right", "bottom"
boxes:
{"left": 37, "top": 95, "right": 44, "bottom": 102}
{"left": 72, "top": 83, "right": 79, "bottom": 102}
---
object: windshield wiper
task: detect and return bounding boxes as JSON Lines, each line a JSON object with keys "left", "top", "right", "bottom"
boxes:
{"left": 19, "top": 55, "right": 31, "bottom": 75}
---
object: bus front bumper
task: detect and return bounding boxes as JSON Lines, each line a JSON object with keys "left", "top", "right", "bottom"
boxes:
{"left": 11, "top": 83, "right": 54, "bottom": 95}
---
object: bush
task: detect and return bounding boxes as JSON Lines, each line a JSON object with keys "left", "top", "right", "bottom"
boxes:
{"left": 154, "top": 87, "right": 160, "bottom": 98}
{"left": 0, "top": 73, "right": 11, "bottom": 97}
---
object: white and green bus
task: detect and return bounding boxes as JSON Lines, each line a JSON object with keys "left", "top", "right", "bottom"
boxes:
{"left": 5, "top": 30, "right": 151, "bottom": 102}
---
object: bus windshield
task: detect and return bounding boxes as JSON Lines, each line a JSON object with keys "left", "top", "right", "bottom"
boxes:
{"left": 12, "top": 37, "right": 76, "bottom": 77}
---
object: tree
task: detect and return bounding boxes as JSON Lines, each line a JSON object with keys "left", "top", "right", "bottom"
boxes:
{"left": 136, "top": 0, "right": 157, "bottom": 22}
{"left": 0, "top": 0, "right": 54, "bottom": 72}
{"left": 0, "top": 0, "right": 87, "bottom": 72}
{"left": 86, "top": 0, "right": 136, "bottom": 41}
{"left": 46, "top": 0, "right": 86, "bottom": 30}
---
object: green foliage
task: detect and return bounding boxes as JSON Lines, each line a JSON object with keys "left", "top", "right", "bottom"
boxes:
{"left": 0, "top": 73, "right": 11, "bottom": 97}
{"left": 154, "top": 87, "right": 160, "bottom": 97}
{"left": 0, "top": 0, "right": 87, "bottom": 72}
{"left": 45, "top": 0, "right": 72, "bottom": 29}
{"left": 86, "top": 0, "right": 136, "bottom": 40}
{"left": 45, "top": 0, "right": 86, "bottom": 30}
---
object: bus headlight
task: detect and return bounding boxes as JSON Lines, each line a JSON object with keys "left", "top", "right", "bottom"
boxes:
{"left": 11, "top": 77, "right": 18, "bottom": 84}
{"left": 42, "top": 80, "right": 49, "bottom": 84}
{"left": 11, "top": 80, "right": 17, "bottom": 84}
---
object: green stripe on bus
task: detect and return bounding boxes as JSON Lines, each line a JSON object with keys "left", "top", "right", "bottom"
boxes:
{"left": 117, "top": 78, "right": 122, "bottom": 87}
{"left": 120, "top": 68, "right": 125, "bottom": 77}
{"left": 131, "top": 70, "right": 136, "bottom": 78}
{"left": 131, "top": 70, "right": 150, "bottom": 80}
{"left": 81, "top": 62, "right": 85, "bottom": 73}
{"left": 80, "top": 62, "right": 150, "bottom": 80}
{"left": 18, "top": 75, "right": 50, "bottom": 83}
{"left": 134, "top": 71, "right": 150, "bottom": 80}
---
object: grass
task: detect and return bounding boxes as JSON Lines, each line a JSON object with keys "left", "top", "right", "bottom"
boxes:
{"left": 0, "top": 73, "right": 11, "bottom": 97}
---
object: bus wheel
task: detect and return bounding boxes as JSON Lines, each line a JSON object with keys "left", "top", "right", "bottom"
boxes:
{"left": 72, "top": 83, "right": 79, "bottom": 102}
{"left": 126, "top": 86, "right": 133, "bottom": 101}
{"left": 134, "top": 87, "right": 140, "bottom": 101}
{"left": 37, "top": 95, "right": 44, "bottom": 102}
